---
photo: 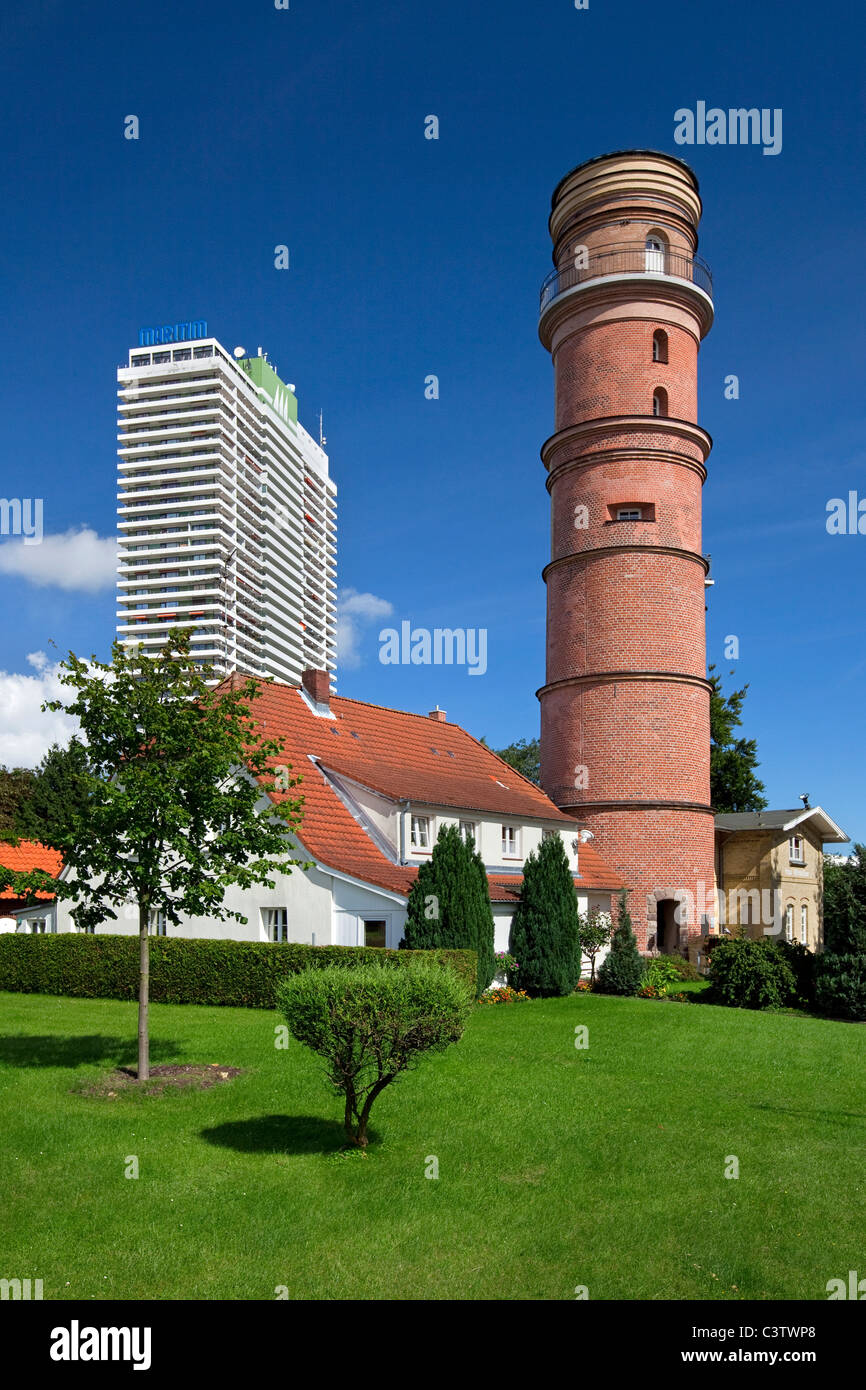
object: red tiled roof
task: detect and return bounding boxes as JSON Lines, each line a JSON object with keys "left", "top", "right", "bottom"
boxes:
{"left": 216, "top": 676, "right": 623, "bottom": 898}
{"left": 0, "top": 841, "right": 62, "bottom": 903}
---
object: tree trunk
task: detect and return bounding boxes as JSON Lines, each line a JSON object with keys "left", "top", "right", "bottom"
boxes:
{"left": 138, "top": 902, "right": 150, "bottom": 1081}
{"left": 343, "top": 1086, "right": 357, "bottom": 1145}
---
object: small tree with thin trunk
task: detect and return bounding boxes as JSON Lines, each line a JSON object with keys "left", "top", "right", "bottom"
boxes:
{"left": 0, "top": 633, "right": 305, "bottom": 1080}
{"left": 277, "top": 961, "right": 472, "bottom": 1147}
{"left": 578, "top": 907, "right": 612, "bottom": 985}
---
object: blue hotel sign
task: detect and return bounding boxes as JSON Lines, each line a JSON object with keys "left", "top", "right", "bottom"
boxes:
{"left": 138, "top": 319, "right": 207, "bottom": 347}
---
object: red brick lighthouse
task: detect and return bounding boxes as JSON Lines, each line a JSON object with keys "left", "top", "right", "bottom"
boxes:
{"left": 537, "top": 150, "right": 716, "bottom": 952}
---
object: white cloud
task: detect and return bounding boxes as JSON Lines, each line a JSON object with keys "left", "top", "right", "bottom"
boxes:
{"left": 336, "top": 587, "right": 393, "bottom": 669}
{"left": 0, "top": 527, "right": 117, "bottom": 592}
{"left": 0, "top": 653, "right": 79, "bottom": 768}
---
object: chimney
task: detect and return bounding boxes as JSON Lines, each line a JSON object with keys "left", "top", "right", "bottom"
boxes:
{"left": 428, "top": 706, "right": 447, "bottom": 722}
{"left": 302, "top": 668, "right": 331, "bottom": 707}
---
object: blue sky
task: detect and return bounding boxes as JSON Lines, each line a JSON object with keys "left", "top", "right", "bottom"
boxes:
{"left": 0, "top": 0, "right": 863, "bottom": 845}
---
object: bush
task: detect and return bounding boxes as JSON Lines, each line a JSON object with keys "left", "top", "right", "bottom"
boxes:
{"left": 814, "top": 953, "right": 866, "bottom": 1021}
{"left": 646, "top": 952, "right": 702, "bottom": 982}
{"left": 0, "top": 934, "right": 477, "bottom": 1008}
{"left": 773, "top": 938, "right": 816, "bottom": 1006}
{"left": 596, "top": 892, "right": 644, "bottom": 996}
{"left": 402, "top": 823, "right": 496, "bottom": 995}
{"left": 708, "top": 938, "right": 796, "bottom": 1010}
{"left": 639, "top": 959, "right": 683, "bottom": 997}
{"left": 277, "top": 961, "right": 473, "bottom": 1145}
{"left": 509, "top": 833, "right": 582, "bottom": 997}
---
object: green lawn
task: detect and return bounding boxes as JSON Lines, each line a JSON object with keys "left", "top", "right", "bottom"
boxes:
{"left": 0, "top": 989, "right": 863, "bottom": 1300}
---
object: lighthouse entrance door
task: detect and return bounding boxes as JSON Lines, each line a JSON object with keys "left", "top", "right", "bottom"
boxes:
{"left": 657, "top": 899, "right": 680, "bottom": 954}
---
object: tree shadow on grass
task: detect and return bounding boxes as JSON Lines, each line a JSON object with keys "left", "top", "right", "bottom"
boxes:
{"left": 200, "top": 1113, "right": 380, "bottom": 1156}
{"left": 0, "top": 1035, "right": 183, "bottom": 1070}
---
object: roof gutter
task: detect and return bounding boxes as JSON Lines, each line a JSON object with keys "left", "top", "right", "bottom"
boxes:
{"left": 399, "top": 799, "right": 410, "bottom": 865}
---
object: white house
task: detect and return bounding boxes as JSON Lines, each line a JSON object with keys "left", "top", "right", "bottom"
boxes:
{"left": 10, "top": 670, "right": 622, "bottom": 957}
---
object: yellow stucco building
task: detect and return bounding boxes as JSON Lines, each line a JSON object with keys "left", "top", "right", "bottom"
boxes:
{"left": 713, "top": 806, "right": 848, "bottom": 951}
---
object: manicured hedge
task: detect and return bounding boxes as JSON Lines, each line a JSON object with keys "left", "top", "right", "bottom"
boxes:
{"left": 0, "top": 934, "right": 477, "bottom": 1009}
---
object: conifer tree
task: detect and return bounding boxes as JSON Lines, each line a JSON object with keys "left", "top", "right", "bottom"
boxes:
{"left": 403, "top": 823, "right": 495, "bottom": 995}
{"left": 596, "top": 890, "right": 644, "bottom": 995}
{"left": 508, "top": 832, "right": 581, "bottom": 996}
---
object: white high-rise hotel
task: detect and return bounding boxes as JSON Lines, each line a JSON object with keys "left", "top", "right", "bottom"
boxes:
{"left": 116, "top": 325, "right": 337, "bottom": 686}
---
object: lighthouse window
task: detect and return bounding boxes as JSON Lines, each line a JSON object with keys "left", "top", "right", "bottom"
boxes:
{"left": 617, "top": 507, "right": 642, "bottom": 521}
{"left": 652, "top": 388, "right": 668, "bottom": 417}
{"left": 652, "top": 330, "right": 668, "bottom": 363}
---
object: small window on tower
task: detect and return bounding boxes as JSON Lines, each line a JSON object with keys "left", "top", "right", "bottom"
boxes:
{"left": 652, "top": 388, "right": 668, "bottom": 417}
{"left": 617, "top": 507, "right": 642, "bottom": 521}
{"left": 652, "top": 330, "right": 668, "bottom": 363}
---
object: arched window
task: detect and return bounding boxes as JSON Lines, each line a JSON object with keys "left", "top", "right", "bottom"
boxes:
{"left": 785, "top": 903, "right": 794, "bottom": 941}
{"left": 645, "top": 234, "right": 666, "bottom": 273}
{"left": 652, "top": 329, "right": 668, "bottom": 363}
{"left": 800, "top": 903, "right": 808, "bottom": 940}
{"left": 652, "top": 388, "right": 668, "bottom": 417}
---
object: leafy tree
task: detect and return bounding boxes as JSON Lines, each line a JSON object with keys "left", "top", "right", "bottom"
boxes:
{"left": 492, "top": 736, "right": 540, "bottom": 786}
{"left": 0, "top": 767, "right": 37, "bottom": 839}
{"left": 277, "top": 961, "right": 472, "bottom": 1147}
{"left": 708, "top": 665, "right": 767, "bottom": 813}
{"left": 12, "top": 741, "right": 94, "bottom": 850}
{"left": 509, "top": 832, "right": 581, "bottom": 996}
{"left": 0, "top": 633, "right": 304, "bottom": 1080}
{"left": 816, "top": 848, "right": 866, "bottom": 1020}
{"left": 577, "top": 907, "right": 612, "bottom": 985}
{"left": 596, "top": 891, "right": 644, "bottom": 995}
{"left": 823, "top": 847, "right": 866, "bottom": 954}
{"left": 402, "top": 823, "right": 495, "bottom": 995}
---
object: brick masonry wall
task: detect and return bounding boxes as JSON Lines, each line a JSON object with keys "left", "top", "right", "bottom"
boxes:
{"left": 538, "top": 153, "right": 715, "bottom": 950}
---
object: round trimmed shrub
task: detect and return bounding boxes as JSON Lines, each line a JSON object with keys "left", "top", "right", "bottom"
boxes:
{"left": 277, "top": 960, "right": 473, "bottom": 1146}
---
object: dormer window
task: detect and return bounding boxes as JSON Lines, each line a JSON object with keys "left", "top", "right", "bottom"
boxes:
{"left": 411, "top": 815, "right": 431, "bottom": 850}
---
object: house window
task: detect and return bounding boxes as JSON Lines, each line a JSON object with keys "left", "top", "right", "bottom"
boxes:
{"left": 411, "top": 815, "right": 431, "bottom": 850}
{"left": 652, "top": 387, "right": 668, "bottom": 417}
{"left": 652, "top": 329, "right": 668, "bottom": 363}
{"left": 458, "top": 820, "right": 477, "bottom": 845}
{"left": 800, "top": 903, "right": 808, "bottom": 940}
{"left": 363, "top": 919, "right": 387, "bottom": 949}
{"left": 789, "top": 835, "right": 805, "bottom": 864}
{"left": 148, "top": 909, "right": 167, "bottom": 936}
{"left": 784, "top": 903, "right": 794, "bottom": 941}
{"left": 262, "top": 907, "right": 288, "bottom": 942}
{"left": 502, "top": 825, "right": 521, "bottom": 857}
{"left": 23, "top": 917, "right": 52, "bottom": 934}
{"left": 617, "top": 507, "right": 642, "bottom": 521}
